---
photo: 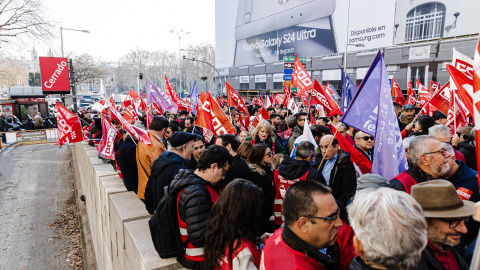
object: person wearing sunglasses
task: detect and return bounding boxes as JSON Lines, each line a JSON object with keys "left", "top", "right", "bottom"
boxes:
{"left": 411, "top": 180, "right": 474, "bottom": 270}
{"left": 354, "top": 131, "right": 375, "bottom": 162}
{"left": 261, "top": 180, "right": 342, "bottom": 270}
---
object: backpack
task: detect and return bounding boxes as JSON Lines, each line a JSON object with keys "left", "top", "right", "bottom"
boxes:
{"left": 148, "top": 170, "right": 209, "bottom": 259}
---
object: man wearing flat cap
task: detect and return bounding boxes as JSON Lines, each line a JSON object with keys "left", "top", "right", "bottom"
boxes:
{"left": 411, "top": 180, "right": 474, "bottom": 270}
{"left": 144, "top": 131, "right": 196, "bottom": 214}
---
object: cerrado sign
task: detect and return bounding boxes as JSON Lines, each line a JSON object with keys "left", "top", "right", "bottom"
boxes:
{"left": 39, "top": 57, "right": 71, "bottom": 94}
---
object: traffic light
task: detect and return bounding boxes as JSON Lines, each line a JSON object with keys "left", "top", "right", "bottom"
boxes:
{"left": 139, "top": 73, "right": 143, "bottom": 80}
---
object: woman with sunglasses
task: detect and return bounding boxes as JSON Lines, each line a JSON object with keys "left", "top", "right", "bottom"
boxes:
{"left": 245, "top": 120, "right": 286, "bottom": 155}
{"left": 246, "top": 143, "right": 278, "bottom": 233}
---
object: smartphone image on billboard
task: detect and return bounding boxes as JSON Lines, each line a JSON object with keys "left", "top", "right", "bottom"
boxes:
{"left": 234, "top": 0, "right": 337, "bottom": 66}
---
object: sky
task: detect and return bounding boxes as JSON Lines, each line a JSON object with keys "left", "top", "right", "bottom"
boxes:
{"left": 21, "top": 0, "right": 215, "bottom": 62}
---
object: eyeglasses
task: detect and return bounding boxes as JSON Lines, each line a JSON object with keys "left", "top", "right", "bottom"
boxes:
{"left": 360, "top": 136, "right": 374, "bottom": 141}
{"left": 265, "top": 152, "right": 273, "bottom": 157}
{"left": 220, "top": 167, "right": 228, "bottom": 176}
{"left": 438, "top": 217, "right": 470, "bottom": 229}
{"left": 304, "top": 209, "right": 340, "bottom": 222}
{"left": 423, "top": 147, "right": 448, "bottom": 157}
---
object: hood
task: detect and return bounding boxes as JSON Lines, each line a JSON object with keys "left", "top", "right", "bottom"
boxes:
{"left": 168, "top": 169, "right": 207, "bottom": 194}
{"left": 248, "top": 162, "right": 273, "bottom": 176}
{"left": 154, "top": 151, "right": 188, "bottom": 171}
{"left": 459, "top": 141, "right": 475, "bottom": 151}
{"left": 278, "top": 156, "right": 311, "bottom": 180}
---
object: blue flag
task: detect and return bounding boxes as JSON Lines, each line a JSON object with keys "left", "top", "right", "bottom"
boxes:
{"left": 191, "top": 81, "right": 199, "bottom": 115}
{"left": 340, "top": 66, "right": 358, "bottom": 112}
{"left": 339, "top": 51, "right": 407, "bottom": 180}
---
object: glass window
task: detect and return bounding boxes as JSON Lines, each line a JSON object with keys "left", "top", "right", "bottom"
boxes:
{"left": 410, "top": 66, "right": 426, "bottom": 88}
{"left": 239, "top": 83, "right": 249, "bottom": 90}
{"left": 273, "top": 82, "right": 283, "bottom": 90}
{"left": 405, "top": 2, "right": 445, "bottom": 42}
{"left": 255, "top": 83, "right": 266, "bottom": 90}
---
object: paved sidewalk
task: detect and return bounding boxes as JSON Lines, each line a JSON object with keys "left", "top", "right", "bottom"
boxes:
{"left": 0, "top": 144, "right": 81, "bottom": 269}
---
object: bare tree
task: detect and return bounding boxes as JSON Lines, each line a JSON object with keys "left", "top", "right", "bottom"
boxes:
{"left": 0, "top": 56, "right": 28, "bottom": 87}
{"left": 0, "top": 0, "right": 54, "bottom": 44}
{"left": 72, "top": 53, "right": 108, "bottom": 92}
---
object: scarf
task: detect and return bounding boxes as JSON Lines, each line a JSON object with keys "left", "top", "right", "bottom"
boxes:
{"left": 282, "top": 225, "right": 338, "bottom": 270}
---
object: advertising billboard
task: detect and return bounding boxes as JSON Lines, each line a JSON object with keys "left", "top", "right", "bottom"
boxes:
{"left": 393, "top": 0, "right": 480, "bottom": 44}
{"left": 215, "top": 0, "right": 396, "bottom": 68}
{"left": 39, "top": 57, "right": 71, "bottom": 94}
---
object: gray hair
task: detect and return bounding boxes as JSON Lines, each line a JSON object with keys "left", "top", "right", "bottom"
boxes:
{"left": 403, "top": 136, "right": 413, "bottom": 152}
{"left": 348, "top": 188, "right": 427, "bottom": 269}
{"left": 428, "top": 125, "right": 451, "bottom": 138}
{"left": 409, "top": 135, "right": 437, "bottom": 166}
{"left": 356, "top": 174, "right": 389, "bottom": 191}
{"left": 295, "top": 141, "right": 316, "bottom": 159}
{"left": 445, "top": 144, "right": 455, "bottom": 156}
{"left": 333, "top": 122, "right": 346, "bottom": 129}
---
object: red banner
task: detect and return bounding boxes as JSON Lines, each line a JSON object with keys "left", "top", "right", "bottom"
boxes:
{"left": 40, "top": 57, "right": 70, "bottom": 94}
{"left": 56, "top": 102, "right": 83, "bottom": 145}
{"left": 226, "top": 82, "right": 250, "bottom": 127}
{"left": 429, "top": 82, "right": 450, "bottom": 115}
{"left": 391, "top": 78, "right": 405, "bottom": 107}
{"left": 447, "top": 64, "right": 474, "bottom": 117}
{"left": 97, "top": 116, "right": 121, "bottom": 160}
{"left": 110, "top": 106, "right": 151, "bottom": 145}
{"left": 123, "top": 104, "right": 140, "bottom": 124}
{"left": 310, "top": 79, "right": 339, "bottom": 116}
{"left": 291, "top": 54, "right": 313, "bottom": 98}
{"left": 196, "top": 92, "right": 236, "bottom": 135}
{"left": 128, "top": 89, "right": 140, "bottom": 100}
{"left": 251, "top": 107, "right": 270, "bottom": 128}
{"left": 429, "top": 81, "right": 441, "bottom": 95}
{"left": 406, "top": 81, "right": 416, "bottom": 105}
{"left": 195, "top": 125, "right": 215, "bottom": 144}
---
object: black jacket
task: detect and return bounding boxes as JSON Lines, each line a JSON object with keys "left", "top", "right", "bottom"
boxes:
{"left": 248, "top": 162, "right": 276, "bottom": 232}
{"left": 318, "top": 149, "right": 357, "bottom": 203}
{"left": 349, "top": 257, "right": 384, "bottom": 270}
{"left": 416, "top": 245, "right": 469, "bottom": 270}
{"left": 217, "top": 154, "right": 251, "bottom": 190}
{"left": 117, "top": 137, "right": 138, "bottom": 193}
{"left": 457, "top": 141, "right": 476, "bottom": 170}
{"left": 278, "top": 156, "right": 326, "bottom": 184}
{"left": 389, "top": 165, "right": 435, "bottom": 192}
{"left": 169, "top": 170, "right": 219, "bottom": 270}
{"left": 187, "top": 155, "right": 197, "bottom": 170}
{"left": 145, "top": 151, "right": 189, "bottom": 214}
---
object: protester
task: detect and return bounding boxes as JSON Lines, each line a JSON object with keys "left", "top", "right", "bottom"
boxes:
{"left": 164, "top": 122, "right": 179, "bottom": 150}
{"left": 269, "top": 113, "right": 282, "bottom": 138}
{"left": 390, "top": 135, "right": 452, "bottom": 194}
{"left": 272, "top": 153, "right": 284, "bottom": 169}
{"left": 187, "top": 135, "right": 205, "bottom": 170}
{"left": 215, "top": 134, "right": 251, "bottom": 190}
{"left": 411, "top": 180, "right": 474, "bottom": 270}
{"left": 34, "top": 112, "right": 44, "bottom": 129}
{"left": 0, "top": 112, "right": 9, "bottom": 143}
{"left": 428, "top": 125, "right": 465, "bottom": 162}
{"left": 393, "top": 102, "right": 402, "bottom": 117}
{"left": 117, "top": 133, "right": 139, "bottom": 193}
{"left": 246, "top": 143, "right": 276, "bottom": 233}
{"left": 327, "top": 108, "right": 344, "bottom": 130}
{"left": 260, "top": 181, "right": 342, "bottom": 270}
{"left": 88, "top": 116, "right": 102, "bottom": 146}
{"left": 177, "top": 110, "right": 188, "bottom": 130}
{"left": 409, "top": 115, "right": 435, "bottom": 137}
{"left": 287, "top": 112, "right": 307, "bottom": 152}
{"left": 203, "top": 179, "right": 268, "bottom": 270}
{"left": 273, "top": 141, "right": 326, "bottom": 225}
{"left": 452, "top": 126, "right": 476, "bottom": 170}
{"left": 136, "top": 115, "right": 169, "bottom": 201}
{"left": 246, "top": 120, "right": 286, "bottom": 155}
{"left": 237, "top": 141, "right": 254, "bottom": 160}
{"left": 144, "top": 132, "right": 196, "bottom": 214}
{"left": 354, "top": 131, "right": 374, "bottom": 161}
{"left": 184, "top": 117, "right": 202, "bottom": 135}
{"left": 237, "top": 130, "right": 249, "bottom": 143}
{"left": 436, "top": 113, "right": 447, "bottom": 125}
{"left": 281, "top": 116, "right": 296, "bottom": 149}
{"left": 318, "top": 135, "right": 357, "bottom": 202}
{"left": 398, "top": 104, "right": 416, "bottom": 131}
{"left": 348, "top": 187, "right": 427, "bottom": 269}
{"left": 169, "top": 145, "right": 233, "bottom": 269}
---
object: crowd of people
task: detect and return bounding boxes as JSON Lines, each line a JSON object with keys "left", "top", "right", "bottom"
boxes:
{"left": 79, "top": 100, "right": 478, "bottom": 270}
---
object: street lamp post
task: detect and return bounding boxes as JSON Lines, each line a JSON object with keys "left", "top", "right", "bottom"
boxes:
{"left": 180, "top": 49, "right": 197, "bottom": 81}
{"left": 183, "top": 56, "right": 224, "bottom": 95}
{"left": 170, "top": 30, "right": 190, "bottom": 93}
{"left": 60, "top": 27, "right": 90, "bottom": 114}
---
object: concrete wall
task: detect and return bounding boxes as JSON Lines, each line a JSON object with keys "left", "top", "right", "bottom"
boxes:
{"left": 72, "top": 142, "right": 183, "bottom": 270}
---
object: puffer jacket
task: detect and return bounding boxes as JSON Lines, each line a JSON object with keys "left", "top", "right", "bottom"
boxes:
{"left": 278, "top": 156, "right": 325, "bottom": 184}
{"left": 145, "top": 151, "right": 189, "bottom": 214}
{"left": 248, "top": 162, "right": 277, "bottom": 233}
{"left": 457, "top": 141, "right": 476, "bottom": 170}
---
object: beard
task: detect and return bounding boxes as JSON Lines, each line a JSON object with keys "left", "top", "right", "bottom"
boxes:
{"left": 427, "top": 224, "right": 461, "bottom": 247}
{"left": 431, "top": 157, "right": 451, "bottom": 178}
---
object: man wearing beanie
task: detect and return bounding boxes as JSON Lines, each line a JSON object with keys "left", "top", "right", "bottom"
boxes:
{"left": 144, "top": 131, "right": 196, "bottom": 214}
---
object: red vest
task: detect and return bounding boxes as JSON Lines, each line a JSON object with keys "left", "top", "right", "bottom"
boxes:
{"left": 260, "top": 228, "right": 326, "bottom": 270}
{"left": 393, "top": 172, "right": 418, "bottom": 194}
{"left": 217, "top": 239, "right": 260, "bottom": 270}
{"left": 273, "top": 169, "right": 309, "bottom": 225}
{"left": 177, "top": 185, "right": 219, "bottom": 262}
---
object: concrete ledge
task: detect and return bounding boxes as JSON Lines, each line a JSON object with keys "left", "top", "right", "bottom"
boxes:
{"left": 73, "top": 142, "right": 183, "bottom": 270}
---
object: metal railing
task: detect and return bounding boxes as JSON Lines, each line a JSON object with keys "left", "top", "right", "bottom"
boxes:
{"left": 0, "top": 128, "right": 59, "bottom": 153}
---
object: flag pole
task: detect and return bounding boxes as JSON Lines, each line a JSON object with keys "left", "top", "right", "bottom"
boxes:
{"left": 453, "top": 91, "right": 457, "bottom": 132}
{"left": 317, "top": 128, "right": 339, "bottom": 170}
{"left": 101, "top": 96, "right": 138, "bottom": 146}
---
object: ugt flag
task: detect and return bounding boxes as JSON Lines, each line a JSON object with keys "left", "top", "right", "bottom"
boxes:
{"left": 340, "top": 66, "right": 358, "bottom": 112}
{"left": 56, "top": 102, "right": 84, "bottom": 145}
{"left": 340, "top": 51, "right": 407, "bottom": 180}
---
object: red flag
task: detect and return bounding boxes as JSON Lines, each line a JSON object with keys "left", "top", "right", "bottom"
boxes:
{"left": 165, "top": 75, "right": 175, "bottom": 94}
{"left": 447, "top": 64, "right": 474, "bottom": 117}
{"left": 128, "top": 89, "right": 140, "bottom": 100}
{"left": 472, "top": 35, "right": 480, "bottom": 184}
{"left": 122, "top": 98, "right": 132, "bottom": 109}
{"left": 273, "top": 93, "right": 285, "bottom": 105}
{"left": 309, "top": 79, "right": 339, "bottom": 116}
{"left": 331, "top": 125, "right": 372, "bottom": 175}
{"left": 226, "top": 82, "right": 250, "bottom": 126}
{"left": 251, "top": 96, "right": 258, "bottom": 106}
{"left": 429, "top": 81, "right": 441, "bottom": 95}
{"left": 391, "top": 78, "right": 405, "bottom": 106}
{"left": 123, "top": 104, "right": 140, "bottom": 124}
{"left": 416, "top": 79, "right": 431, "bottom": 108}
{"left": 283, "top": 82, "right": 291, "bottom": 107}
{"left": 139, "top": 98, "right": 147, "bottom": 112}
{"left": 406, "top": 81, "right": 416, "bottom": 105}
{"left": 55, "top": 102, "right": 84, "bottom": 145}
{"left": 258, "top": 96, "right": 265, "bottom": 107}
{"left": 146, "top": 111, "right": 153, "bottom": 129}
{"left": 291, "top": 54, "right": 313, "bottom": 97}
{"left": 110, "top": 106, "right": 151, "bottom": 145}
{"left": 196, "top": 92, "right": 236, "bottom": 135}
{"left": 251, "top": 107, "right": 270, "bottom": 128}
{"left": 195, "top": 125, "right": 215, "bottom": 144}
{"left": 97, "top": 116, "right": 121, "bottom": 160}
{"left": 429, "top": 82, "right": 451, "bottom": 115}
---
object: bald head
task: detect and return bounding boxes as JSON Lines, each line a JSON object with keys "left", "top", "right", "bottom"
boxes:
{"left": 320, "top": 135, "right": 339, "bottom": 160}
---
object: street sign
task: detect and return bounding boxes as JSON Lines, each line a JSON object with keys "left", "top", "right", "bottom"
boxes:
{"left": 16, "top": 131, "right": 47, "bottom": 145}
{"left": 283, "top": 56, "right": 306, "bottom": 91}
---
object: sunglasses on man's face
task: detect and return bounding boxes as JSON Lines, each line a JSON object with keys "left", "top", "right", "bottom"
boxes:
{"left": 360, "top": 136, "right": 374, "bottom": 141}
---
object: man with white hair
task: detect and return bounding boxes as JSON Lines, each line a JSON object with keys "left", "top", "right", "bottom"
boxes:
{"left": 428, "top": 125, "right": 465, "bottom": 163}
{"left": 390, "top": 135, "right": 452, "bottom": 194}
{"left": 348, "top": 187, "right": 427, "bottom": 269}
